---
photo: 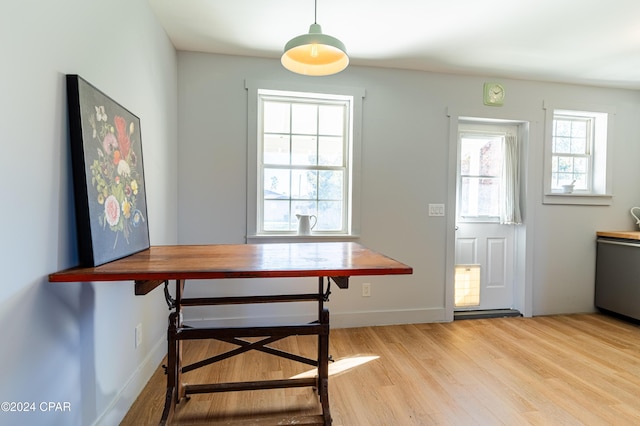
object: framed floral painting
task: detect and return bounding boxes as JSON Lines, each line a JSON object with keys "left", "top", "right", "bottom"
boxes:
{"left": 66, "top": 75, "right": 150, "bottom": 266}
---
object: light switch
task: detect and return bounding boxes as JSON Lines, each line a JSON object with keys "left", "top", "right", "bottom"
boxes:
{"left": 428, "top": 204, "right": 445, "bottom": 216}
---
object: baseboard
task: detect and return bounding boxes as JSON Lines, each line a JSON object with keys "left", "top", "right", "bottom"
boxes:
{"left": 93, "top": 335, "right": 166, "bottom": 426}
{"left": 331, "top": 307, "right": 447, "bottom": 328}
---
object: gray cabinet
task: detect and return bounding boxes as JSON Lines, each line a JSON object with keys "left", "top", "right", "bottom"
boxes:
{"left": 595, "top": 237, "right": 640, "bottom": 320}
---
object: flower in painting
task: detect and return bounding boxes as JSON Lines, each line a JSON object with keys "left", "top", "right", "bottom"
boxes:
{"left": 104, "top": 195, "right": 120, "bottom": 226}
{"left": 114, "top": 116, "right": 131, "bottom": 159}
{"left": 103, "top": 132, "right": 118, "bottom": 155}
{"left": 132, "top": 209, "right": 145, "bottom": 227}
{"left": 117, "top": 160, "right": 131, "bottom": 177}
{"left": 131, "top": 180, "right": 138, "bottom": 195}
{"left": 95, "top": 106, "right": 108, "bottom": 122}
{"left": 122, "top": 200, "right": 131, "bottom": 219}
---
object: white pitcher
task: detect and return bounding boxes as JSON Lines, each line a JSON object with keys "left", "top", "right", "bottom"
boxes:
{"left": 296, "top": 214, "right": 317, "bottom": 235}
{"left": 631, "top": 207, "right": 640, "bottom": 229}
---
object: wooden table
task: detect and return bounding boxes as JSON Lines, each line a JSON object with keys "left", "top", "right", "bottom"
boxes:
{"left": 49, "top": 242, "right": 412, "bottom": 425}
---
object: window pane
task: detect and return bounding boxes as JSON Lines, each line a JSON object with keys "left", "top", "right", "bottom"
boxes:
{"left": 574, "top": 173, "right": 588, "bottom": 189}
{"left": 460, "top": 177, "right": 500, "bottom": 217}
{"left": 318, "top": 136, "right": 343, "bottom": 166}
{"left": 557, "top": 156, "right": 572, "bottom": 172}
{"left": 317, "top": 201, "right": 342, "bottom": 231}
{"left": 555, "top": 172, "right": 573, "bottom": 185}
{"left": 292, "top": 200, "right": 316, "bottom": 215}
{"left": 291, "top": 135, "right": 317, "bottom": 165}
{"left": 555, "top": 120, "right": 571, "bottom": 137}
{"left": 263, "top": 102, "right": 289, "bottom": 133}
{"left": 574, "top": 157, "right": 588, "bottom": 173}
{"left": 319, "top": 105, "right": 344, "bottom": 135}
{"left": 264, "top": 199, "right": 290, "bottom": 231}
{"left": 318, "top": 170, "right": 343, "bottom": 200}
{"left": 570, "top": 137, "right": 587, "bottom": 154}
{"left": 264, "top": 168, "right": 290, "bottom": 198}
{"left": 553, "top": 137, "right": 571, "bottom": 153}
{"left": 263, "top": 134, "right": 289, "bottom": 165}
{"left": 460, "top": 137, "right": 502, "bottom": 177}
{"left": 571, "top": 120, "right": 587, "bottom": 137}
{"left": 291, "top": 103, "right": 317, "bottom": 134}
{"left": 291, "top": 170, "right": 316, "bottom": 199}
{"left": 480, "top": 139, "right": 502, "bottom": 176}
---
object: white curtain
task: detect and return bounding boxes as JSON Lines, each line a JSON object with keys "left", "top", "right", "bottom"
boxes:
{"left": 501, "top": 135, "right": 522, "bottom": 224}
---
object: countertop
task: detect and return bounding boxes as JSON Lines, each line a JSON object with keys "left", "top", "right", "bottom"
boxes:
{"left": 596, "top": 231, "right": 640, "bottom": 240}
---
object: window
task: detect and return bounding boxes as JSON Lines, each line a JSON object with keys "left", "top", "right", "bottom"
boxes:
{"left": 543, "top": 103, "right": 614, "bottom": 205}
{"left": 457, "top": 121, "right": 521, "bottom": 225}
{"left": 260, "top": 92, "right": 349, "bottom": 233}
{"left": 245, "top": 81, "right": 364, "bottom": 239}
{"left": 551, "top": 113, "right": 594, "bottom": 191}
{"left": 458, "top": 132, "right": 504, "bottom": 222}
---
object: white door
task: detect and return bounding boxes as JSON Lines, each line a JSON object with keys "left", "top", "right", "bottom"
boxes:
{"left": 454, "top": 124, "right": 516, "bottom": 311}
{"left": 455, "top": 223, "right": 514, "bottom": 310}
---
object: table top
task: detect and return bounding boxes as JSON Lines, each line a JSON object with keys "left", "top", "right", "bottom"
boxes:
{"left": 49, "top": 242, "right": 413, "bottom": 283}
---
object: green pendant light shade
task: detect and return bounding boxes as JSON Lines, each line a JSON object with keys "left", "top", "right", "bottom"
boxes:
{"left": 281, "top": 2, "right": 349, "bottom": 76}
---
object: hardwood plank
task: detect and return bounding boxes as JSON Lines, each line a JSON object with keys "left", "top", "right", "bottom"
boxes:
{"left": 121, "top": 314, "right": 640, "bottom": 425}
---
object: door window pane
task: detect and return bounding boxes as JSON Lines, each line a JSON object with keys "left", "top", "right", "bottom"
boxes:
{"left": 460, "top": 177, "right": 501, "bottom": 217}
{"left": 459, "top": 135, "right": 503, "bottom": 220}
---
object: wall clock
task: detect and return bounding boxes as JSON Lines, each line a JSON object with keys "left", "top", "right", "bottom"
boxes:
{"left": 483, "top": 83, "right": 505, "bottom": 106}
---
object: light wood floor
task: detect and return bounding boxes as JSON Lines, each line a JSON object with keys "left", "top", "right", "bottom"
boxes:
{"left": 121, "top": 313, "right": 640, "bottom": 425}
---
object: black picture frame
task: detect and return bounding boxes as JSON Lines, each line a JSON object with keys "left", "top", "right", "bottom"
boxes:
{"left": 66, "top": 75, "right": 150, "bottom": 266}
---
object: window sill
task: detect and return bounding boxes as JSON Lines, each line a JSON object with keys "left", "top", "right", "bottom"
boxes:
{"left": 247, "top": 234, "right": 360, "bottom": 244}
{"left": 543, "top": 192, "right": 613, "bottom": 206}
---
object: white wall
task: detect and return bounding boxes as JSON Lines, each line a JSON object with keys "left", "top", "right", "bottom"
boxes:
{"left": 177, "top": 52, "right": 640, "bottom": 326}
{"left": 0, "top": 1, "right": 177, "bottom": 425}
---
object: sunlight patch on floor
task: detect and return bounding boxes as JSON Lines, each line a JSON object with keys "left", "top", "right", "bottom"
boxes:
{"left": 289, "top": 355, "right": 380, "bottom": 379}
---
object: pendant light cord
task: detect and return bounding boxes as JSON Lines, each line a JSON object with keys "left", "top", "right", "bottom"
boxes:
{"left": 314, "top": 0, "right": 317, "bottom": 24}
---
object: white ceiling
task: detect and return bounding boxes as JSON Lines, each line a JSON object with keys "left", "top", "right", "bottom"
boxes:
{"left": 148, "top": 0, "right": 640, "bottom": 89}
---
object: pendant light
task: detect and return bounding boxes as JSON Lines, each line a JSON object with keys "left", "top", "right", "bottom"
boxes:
{"left": 281, "top": 0, "right": 349, "bottom": 76}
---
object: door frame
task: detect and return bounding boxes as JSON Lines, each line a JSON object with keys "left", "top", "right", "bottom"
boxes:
{"left": 444, "top": 107, "right": 534, "bottom": 321}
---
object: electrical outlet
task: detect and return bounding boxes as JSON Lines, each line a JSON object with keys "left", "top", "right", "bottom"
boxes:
{"left": 135, "top": 323, "right": 142, "bottom": 348}
{"left": 428, "top": 204, "right": 445, "bottom": 216}
{"left": 362, "top": 283, "right": 371, "bottom": 297}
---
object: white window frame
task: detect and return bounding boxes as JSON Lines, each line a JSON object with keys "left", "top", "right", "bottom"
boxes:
{"left": 550, "top": 113, "right": 594, "bottom": 192}
{"left": 245, "top": 80, "right": 364, "bottom": 241}
{"left": 543, "top": 101, "right": 615, "bottom": 205}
